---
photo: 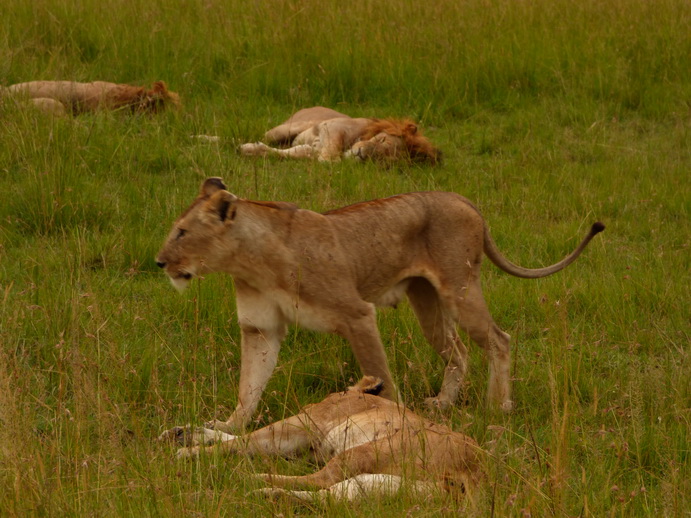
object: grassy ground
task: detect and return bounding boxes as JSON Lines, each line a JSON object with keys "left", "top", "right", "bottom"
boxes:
{"left": 1, "top": 0, "right": 689, "bottom": 516}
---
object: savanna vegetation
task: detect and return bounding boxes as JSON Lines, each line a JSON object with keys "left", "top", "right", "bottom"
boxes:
{"left": 0, "top": 0, "right": 689, "bottom": 515}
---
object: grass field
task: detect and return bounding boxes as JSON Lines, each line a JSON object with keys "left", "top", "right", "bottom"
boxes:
{"left": 1, "top": 0, "right": 689, "bottom": 515}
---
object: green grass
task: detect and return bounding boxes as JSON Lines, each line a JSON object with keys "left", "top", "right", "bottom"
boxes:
{"left": 1, "top": 0, "right": 689, "bottom": 515}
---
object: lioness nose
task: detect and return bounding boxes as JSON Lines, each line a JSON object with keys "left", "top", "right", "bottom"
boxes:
{"left": 156, "top": 261, "right": 166, "bottom": 269}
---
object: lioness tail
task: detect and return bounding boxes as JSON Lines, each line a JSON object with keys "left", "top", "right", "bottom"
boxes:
{"left": 483, "top": 222, "right": 605, "bottom": 279}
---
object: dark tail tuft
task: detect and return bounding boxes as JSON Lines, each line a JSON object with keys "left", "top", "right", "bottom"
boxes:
{"left": 591, "top": 222, "right": 606, "bottom": 234}
{"left": 362, "top": 378, "right": 385, "bottom": 396}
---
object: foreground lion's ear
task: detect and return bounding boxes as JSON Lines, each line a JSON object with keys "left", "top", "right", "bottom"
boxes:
{"left": 355, "top": 376, "right": 385, "bottom": 395}
{"left": 200, "top": 177, "right": 228, "bottom": 197}
{"left": 205, "top": 190, "right": 238, "bottom": 223}
{"left": 404, "top": 122, "right": 418, "bottom": 135}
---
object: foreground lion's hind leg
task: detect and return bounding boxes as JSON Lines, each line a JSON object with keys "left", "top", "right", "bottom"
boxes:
{"left": 252, "top": 486, "right": 331, "bottom": 504}
{"left": 407, "top": 278, "right": 468, "bottom": 410}
{"left": 256, "top": 441, "right": 385, "bottom": 490}
{"left": 454, "top": 278, "right": 513, "bottom": 412}
{"left": 253, "top": 474, "right": 439, "bottom": 503}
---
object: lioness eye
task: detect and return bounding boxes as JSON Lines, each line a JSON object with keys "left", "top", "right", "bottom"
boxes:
{"left": 176, "top": 229, "right": 187, "bottom": 240}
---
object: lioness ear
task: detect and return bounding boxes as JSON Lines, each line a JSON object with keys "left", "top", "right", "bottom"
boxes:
{"left": 200, "top": 177, "right": 228, "bottom": 198}
{"left": 206, "top": 191, "right": 238, "bottom": 223}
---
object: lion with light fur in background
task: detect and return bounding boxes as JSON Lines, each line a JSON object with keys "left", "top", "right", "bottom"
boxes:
{"left": 240, "top": 106, "right": 442, "bottom": 164}
{"left": 6, "top": 80, "right": 180, "bottom": 115}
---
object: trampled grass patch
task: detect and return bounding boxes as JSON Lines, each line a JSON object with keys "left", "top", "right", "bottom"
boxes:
{"left": 1, "top": 0, "right": 689, "bottom": 516}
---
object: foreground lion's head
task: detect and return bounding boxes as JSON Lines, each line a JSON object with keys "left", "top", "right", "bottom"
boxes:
{"left": 350, "top": 119, "right": 442, "bottom": 165}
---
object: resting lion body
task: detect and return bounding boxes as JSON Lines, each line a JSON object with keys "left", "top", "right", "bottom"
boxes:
{"left": 160, "top": 377, "right": 482, "bottom": 502}
{"left": 7, "top": 80, "right": 180, "bottom": 115}
{"left": 156, "top": 178, "right": 604, "bottom": 431}
{"left": 240, "top": 106, "right": 441, "bottom": 164}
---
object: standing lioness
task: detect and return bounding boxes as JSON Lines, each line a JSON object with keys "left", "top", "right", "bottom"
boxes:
{"left": 156, "top": 178, "right": 604, "bottom": 431}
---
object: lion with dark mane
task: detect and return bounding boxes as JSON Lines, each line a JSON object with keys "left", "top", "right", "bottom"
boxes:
{"left": 240, "top": 106, "right": 441, "bottom": 164}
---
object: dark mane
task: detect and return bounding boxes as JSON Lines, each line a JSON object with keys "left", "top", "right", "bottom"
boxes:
{"left": 361, "top": 119, "right": 442, "bottom": 165}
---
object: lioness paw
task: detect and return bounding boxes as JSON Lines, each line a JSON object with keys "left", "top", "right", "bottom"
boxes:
{"left": 500, "top": 400, "right": 515, "bottom": 413}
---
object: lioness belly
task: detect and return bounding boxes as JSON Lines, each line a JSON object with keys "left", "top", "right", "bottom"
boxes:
{"left": 237, "top": 290, "right": 335, "bottom": 333}
{"left": 320, "top": 411, "right": 403, "bottom": 457}
{"left": 371, "top": 280, "right": 410, "bottom": 308}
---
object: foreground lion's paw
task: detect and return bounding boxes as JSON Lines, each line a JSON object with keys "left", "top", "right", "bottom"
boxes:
{"left": 500, "top": 400, "right": 515, "bottom": 413}
{"left": 204, "top": 419, "right": 236, "bottom": 434}
{"left": 158, "top": 425, "right": 193, "bottom": 445}
{"left": 249, "top": 487, "right": 295, "bottom": 502}
{"left": 175, "top": 446, "right": 200, "bottom": 460}
{"left": 424, "top": 397, "right": 451, "bottom": 411}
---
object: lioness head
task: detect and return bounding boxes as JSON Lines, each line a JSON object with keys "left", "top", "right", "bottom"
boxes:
{"left": 351, "top": 119, "right": 442, "bottom": 165}
{"left": 156, "top": 177, "right": 237, "bottom": 292}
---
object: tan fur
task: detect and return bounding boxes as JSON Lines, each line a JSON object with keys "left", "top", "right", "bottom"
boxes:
{"left": 7, "top": 80, "right": 180, "bottom": 115}
{"left": 2, "top": 86, "right": 66, "bottom": 116}
{"left": 160, "top": 377, "right": 483, "bottom": 501}
{"left": 156, "top": 178, "right": 604, "bottom": 431}
{"left": 240, "top": 106, "right": 441, "bottom": 164}
{"left": 29, "top": 97, "right": 68, "bottom": 116}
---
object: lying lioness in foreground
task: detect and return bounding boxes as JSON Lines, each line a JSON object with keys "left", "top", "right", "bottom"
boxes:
{"left": 240, "top": 106, "right": 441, "bottom": 164}
{"left": 159, "top": 376, "right": 483, "bottom": 503}
{"left": 156, "top": 178, "right": 604, "bottom": 431}
{"left": 6, "top": 80, "right": 180, "bottom": 115}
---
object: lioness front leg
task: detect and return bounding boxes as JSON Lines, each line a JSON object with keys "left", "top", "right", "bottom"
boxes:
{"left": 178, "top": 412, "right": 319, "bottom": 459}
{"left": 208, "top": 324, "right": 285, "bottom": 433}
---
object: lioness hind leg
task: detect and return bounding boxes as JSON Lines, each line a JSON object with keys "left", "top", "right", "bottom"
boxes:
{"left": 255, "top": 442, "right": 384, "bottom": 490}
{"left": 335, "top": 305, "right": 398, "bottom": 402}
{"left": 454, "top": 279, "right": 513, "bottom": 412}
{"left": 407, "top": 278, "right": 468, "bottom": 409}
{"left": 253, "top": 474, "right": 435, "bottom": 503}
